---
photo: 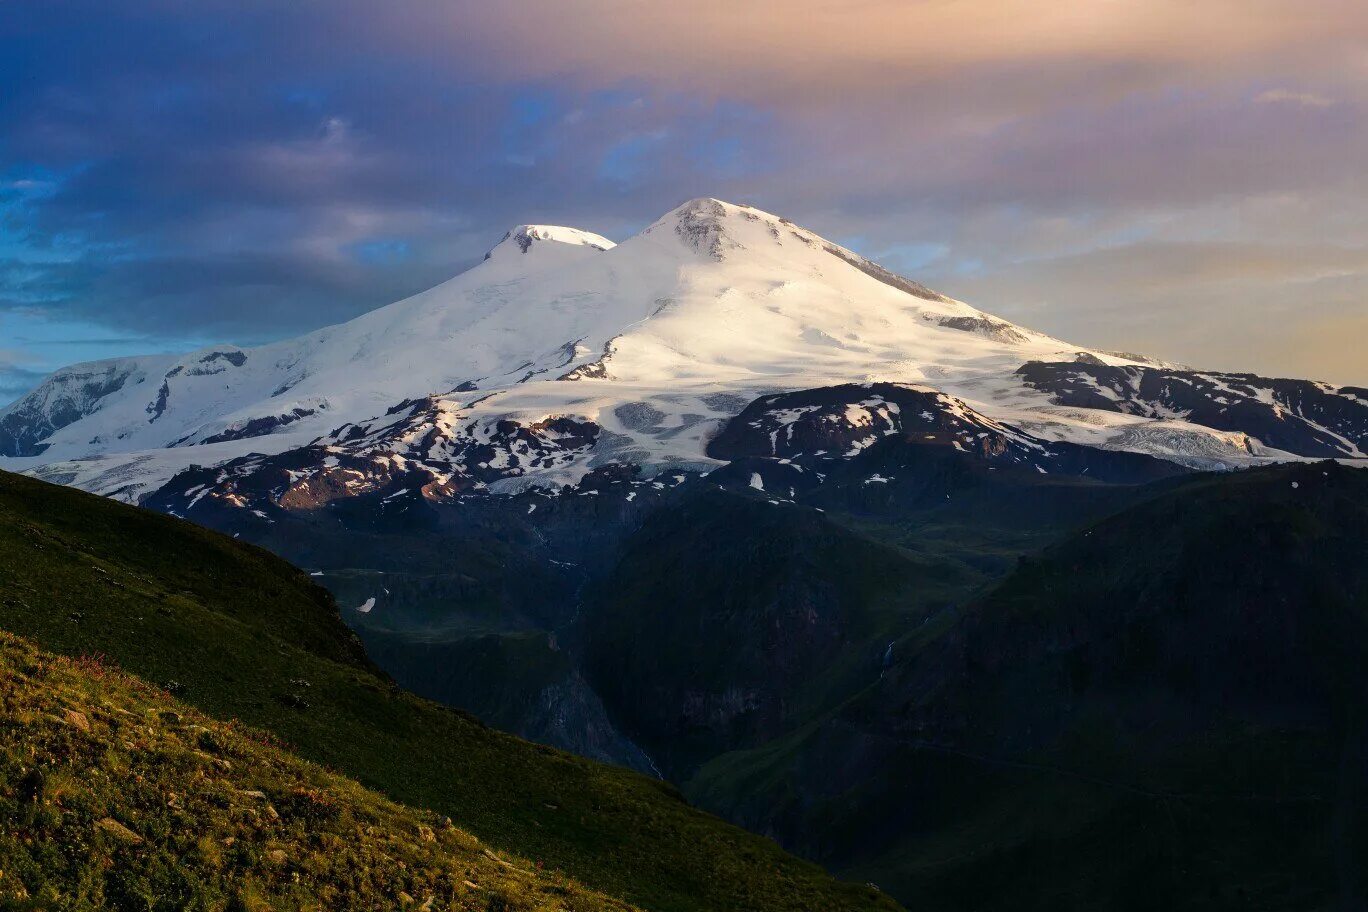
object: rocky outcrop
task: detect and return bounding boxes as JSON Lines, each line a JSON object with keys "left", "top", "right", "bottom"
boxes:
{"left": 1019, "top": 361, "right": 1368, "bottom": 457}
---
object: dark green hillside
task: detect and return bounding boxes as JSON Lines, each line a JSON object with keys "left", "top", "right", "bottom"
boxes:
{"left": 582, "top": 488, "right": 980, "bottom": 778}
{"left": 690, "top": 461, "right": 1368, "bottom": 910}
{"left": 577, "top": 466, "right": 1169, "bottom": 785}
{"left": 0, "top": 469, "right": 899, "bottom": 912}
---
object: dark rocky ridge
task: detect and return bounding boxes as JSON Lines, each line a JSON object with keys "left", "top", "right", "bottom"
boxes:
{"left": 1019, "top": 361, "right": 1368, "bottom": 457}
{"left": 707, "top": 382, "right": 1186, "bottom": 493}
{"left": 194, "top": 406, "right": 318, "bottom": 445}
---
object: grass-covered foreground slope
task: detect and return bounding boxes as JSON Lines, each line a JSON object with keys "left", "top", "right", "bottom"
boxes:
{"left": 0, "top": 631, "right": 635, "bottom": 911}
{"left": 0, "top": 469, "right": 898, "bottom": 912}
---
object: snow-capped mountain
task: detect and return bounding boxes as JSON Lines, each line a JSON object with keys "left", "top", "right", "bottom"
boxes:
{"left": 2, "top": 198, "right": 1364, "bottom": 508}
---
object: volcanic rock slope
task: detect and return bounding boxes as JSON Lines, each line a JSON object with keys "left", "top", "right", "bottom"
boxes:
{"left": 5, "top": 198, "right": 1364, "bottom": 511}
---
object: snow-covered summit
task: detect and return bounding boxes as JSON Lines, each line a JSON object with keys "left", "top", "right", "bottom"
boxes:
{"left": 484, "top": 225, "right": 615, "bottom": 261}
{"left": 3, "top": 197, "right": 1357, "bottom": 502}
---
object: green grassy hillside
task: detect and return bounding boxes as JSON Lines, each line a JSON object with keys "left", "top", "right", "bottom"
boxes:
{"left": 0, "top": 630, "right": 635, "bottom": 911}
{"left": 0, "top": 469, "right": 898, "bottom": 912}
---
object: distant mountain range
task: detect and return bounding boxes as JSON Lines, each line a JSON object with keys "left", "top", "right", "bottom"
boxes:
{"left": 3, "top": 198, "right": 1367, "bottom": 908}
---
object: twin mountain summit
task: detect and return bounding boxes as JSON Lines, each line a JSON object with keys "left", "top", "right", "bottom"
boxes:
{"left": 2, "top": 198, "right": 1366, "bottom": 910}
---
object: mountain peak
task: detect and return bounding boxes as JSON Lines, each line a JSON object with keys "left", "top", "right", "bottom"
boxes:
{"left": 640, "top": 197, "right": 786, "bottom": 260}
{"left": 655, "top": 196, "right": 768, "bottom": 225}
{"left": 636, "top": 199, "right": 955, "bottom": 309}
{"left": 484, "top": 224, "right": 615, "bottom": 261}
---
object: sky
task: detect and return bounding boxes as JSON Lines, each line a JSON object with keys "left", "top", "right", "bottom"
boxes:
{"left": 3, "top": 1, "right": 1366, "bottom": 403}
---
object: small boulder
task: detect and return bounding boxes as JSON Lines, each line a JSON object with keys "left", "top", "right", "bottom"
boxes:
{"left": 97, "top": 817, "right": 143, "bottom": 844}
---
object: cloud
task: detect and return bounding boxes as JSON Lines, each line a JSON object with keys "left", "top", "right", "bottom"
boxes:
{"left": 1255, "top": 88, "right": 1337, "bottom": 108}
{"left": 356, "top": 1, "right": 1367, "bottom": 105}
{"left": 0, "top": 349, "right": 49, "bottom": 402}
{"left": 0, "top": 370, "right": 46, "bottom": 401}
{"left": 931, "top": 235, "right": 1368, "bottom": 385}
{"left": 0, "top": 0, "right": 1365, "bottom": 396}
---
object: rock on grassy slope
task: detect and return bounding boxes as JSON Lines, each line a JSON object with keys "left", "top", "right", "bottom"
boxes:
{"left": 0, "top": 631, "right": 636, "bottom": 911}
{"left": 0, "top": 469, "right": 898, "bottom": 912}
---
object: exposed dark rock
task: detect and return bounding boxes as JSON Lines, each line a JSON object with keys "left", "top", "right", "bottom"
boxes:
{"left": 145, "top": 380, "right": 171, "bottom": 422}
{"left": 1019, "top": 361, "right": 1368, "bottom": 457}
{"left": 147, "top": 398, "right": 601, "bottom": 517}
{"left": 195, "top": 407, "right": 318, "bottom": 445}
{"left": 558, "top": 339, "right": 616, "bottom": 381}
{"left": 709, "top": 382, "right": 1180, "bottom": 481}
{"left": 936, "top": 314, "right": 1032, "bottom": 343}
{"left": 672, "top": 198, "right": 734, "bottom": 260}
{"left": 200, "top": 350, "right": 248, "bottom": 367}
{"left": 822, "top": 243, "right": 951, "bottom": 303}
{"left": 186, "top": 350, "right": 249, "bottom": 375}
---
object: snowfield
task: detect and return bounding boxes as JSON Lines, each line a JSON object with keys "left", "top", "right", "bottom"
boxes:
{"left": 2, "top": 198, "right": 1363, "bottom": 503}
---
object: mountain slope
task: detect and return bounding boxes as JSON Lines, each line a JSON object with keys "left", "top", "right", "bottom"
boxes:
{"left": 0, "top": 468, "right": 898, "bottom": 912}
{"left": 0, "top": 631, "right": 637, "bottom": 912}
{"left": 572, "top": 397, "right": 1192, "bottom": 782}
{"left": 687, "top": 461, "right": 1368, "bottom": 909}
{"left": 0, "top": 224, "right": 615, "bottom": 462}
{"left": 580, "top": 488, "right": 976, "bottom": 780}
